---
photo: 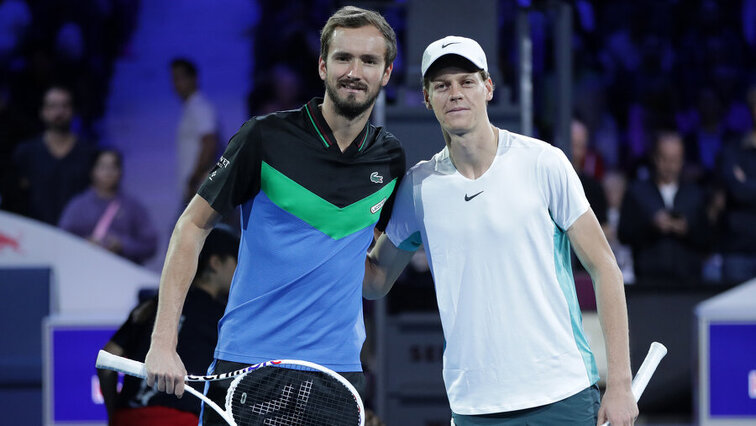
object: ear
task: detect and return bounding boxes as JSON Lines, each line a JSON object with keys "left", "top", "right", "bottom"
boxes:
{"left": 318, "top": 56, "right": 327, "bottom": 81}
{"left": 381, "top": 62, "right": 394, "bottom": 87}
{"left": 423, "top": 89, "right": 432, "bottom": 110}
{"left": 207, "top": 255, "right": 222, "bottom": 274}
{"left": 485, "top": 78, "right": 494, "bottom": 102}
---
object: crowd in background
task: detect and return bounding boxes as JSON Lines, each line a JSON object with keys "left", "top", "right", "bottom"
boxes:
{"left": 1, "top": 0, "right": 755, "bottom": 286}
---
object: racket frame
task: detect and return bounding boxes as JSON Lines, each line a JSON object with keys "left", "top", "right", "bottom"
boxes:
{"left": 95, "top": 349, "right": 365, "bottom": 426}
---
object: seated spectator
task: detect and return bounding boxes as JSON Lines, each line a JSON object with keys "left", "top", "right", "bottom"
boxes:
{"left": 58, "top": 149, "right": 157, "bottom": 264}
{"left": 13, "top": 86, "right": 95, "bottom": 224}
{"left": 717, "top": 86, "right": 756, "bottom": 283}
{"left": 97, "top": 226, "right": 239, "bottom": 426}
{"left": 618, "top": 130, "right": 711, "bottom": 285}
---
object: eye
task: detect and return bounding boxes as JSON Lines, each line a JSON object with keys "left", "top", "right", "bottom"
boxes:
{"left": 434, "top": 82, "right": 447, "bottom": 91}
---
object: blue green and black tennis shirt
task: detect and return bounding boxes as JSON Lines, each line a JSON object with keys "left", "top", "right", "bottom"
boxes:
{"left": 198, "top": 98, "right": 406, "bottom": 371}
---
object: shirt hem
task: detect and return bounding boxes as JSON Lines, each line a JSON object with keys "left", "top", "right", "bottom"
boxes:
{"left": 449, "top": 380, "right": 594, "bottom": 415}
{"left": 214, "top": 350, "right": 363, "bottom": 372}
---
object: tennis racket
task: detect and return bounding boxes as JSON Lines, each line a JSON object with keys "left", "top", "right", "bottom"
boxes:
{"left": 600, "top": 341, "right": 668, "bottom": 426}
{"left": 95, "top": 350, "right": 365, "bottom": 426}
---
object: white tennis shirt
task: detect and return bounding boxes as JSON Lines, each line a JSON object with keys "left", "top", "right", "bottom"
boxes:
{"left": 385, "top": 129, "right": 599, "bottom": 415}
{"left": 177, "top": 91, "right": 218, "bottom": 192}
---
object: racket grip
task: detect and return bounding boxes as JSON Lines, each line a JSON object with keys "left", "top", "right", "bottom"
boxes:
{"left": 96, "top": 349, "right": 147, "bottom": 379}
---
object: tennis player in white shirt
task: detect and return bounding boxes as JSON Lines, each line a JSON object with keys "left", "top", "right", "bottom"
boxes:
{"left": 364, "top": 36, "right": 638, "bottom": 426}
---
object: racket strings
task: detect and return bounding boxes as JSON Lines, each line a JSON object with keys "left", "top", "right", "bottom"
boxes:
{"left": 229, "top": 367, "right": 360, "bottom": 426}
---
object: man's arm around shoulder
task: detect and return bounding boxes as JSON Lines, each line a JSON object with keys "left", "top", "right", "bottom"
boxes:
{"left": 364, "top": 233, "right": 415, "bottom": 299}
{"left": 144, "top": 195, "right": 220, "bottom": 397}
{"left": 568, "top": 209, "right": 638, "bottom": 426}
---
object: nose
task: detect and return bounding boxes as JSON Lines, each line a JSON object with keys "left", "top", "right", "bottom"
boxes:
{"left": 346, "top": 59, "right": 363, "bottom": 79}
{"left": 449, "top": 82, "right": 463, "bottom": 100}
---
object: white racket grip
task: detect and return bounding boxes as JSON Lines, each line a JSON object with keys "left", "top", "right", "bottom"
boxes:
{"left": 96, "top": 349, "right": 147, "bottom": 379}
{"left": 630, "top": 342, "right": 667, "bottom": 400}
{"left": 600, "top": 341, "right": 667, "bottom": 426}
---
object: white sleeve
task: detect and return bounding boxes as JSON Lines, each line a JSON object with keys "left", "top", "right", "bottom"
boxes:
{"left": 385, "top": 170, "right": 422, "bottom": 251}
{"left": 537, "top": 146, "right": 590, "bottom": 231}
{"left": 194, "top": 99, "right": 218, "bottom": 135}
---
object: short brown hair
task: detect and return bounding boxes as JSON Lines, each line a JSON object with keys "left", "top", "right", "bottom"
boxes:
{"left": 320, "top": 6, "right": 397, "bottom": 69}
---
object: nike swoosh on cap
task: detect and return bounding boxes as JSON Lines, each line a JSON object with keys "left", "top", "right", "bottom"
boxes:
{"left": 442, "top": 42, "right": 460, "bottom": 48}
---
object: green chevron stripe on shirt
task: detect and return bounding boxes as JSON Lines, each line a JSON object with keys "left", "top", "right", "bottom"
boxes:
{"left": 261, "top": 161, "right": 397, "bottom": 239}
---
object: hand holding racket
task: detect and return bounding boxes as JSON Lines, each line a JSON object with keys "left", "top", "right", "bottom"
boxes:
{"left": 600, "top": 341, "right": 667, "bottom": 426}
{"left": 96, "top": 350, "right": 365, "bottom": 426}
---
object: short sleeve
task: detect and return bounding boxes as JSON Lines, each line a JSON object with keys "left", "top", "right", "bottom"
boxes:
{"left": 198, "top": 120, "right": 261, "bottom": 215}
{"left": 538, "top": 146, "right": 590, "bottom": 231}
{"left": 385, "top": 170, "right": 422, "bottom": 251}
{"left": 194, "top": 100, "right": 217, "bottom": 135}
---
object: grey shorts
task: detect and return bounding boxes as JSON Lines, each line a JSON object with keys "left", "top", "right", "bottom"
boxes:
{"left": 452, "top": 385, "right": 600, "bottom": 426}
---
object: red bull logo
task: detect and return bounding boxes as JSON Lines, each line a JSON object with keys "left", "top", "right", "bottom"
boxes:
{"left": 0, "top": 231, "right": 21, "bottom": 253}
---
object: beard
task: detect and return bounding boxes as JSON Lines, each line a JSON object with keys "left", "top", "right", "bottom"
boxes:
{"left": 325, "top": 77, "right": 380, "bottom": 120}
{"left": 46, "top": 117, "right": 72, "bottom": 133}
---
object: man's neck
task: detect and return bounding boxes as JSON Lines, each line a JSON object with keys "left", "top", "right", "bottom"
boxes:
{"left": 656, "top": 177, "right": 677, "bottom": 187}
{"left": 93, "top": 185, "right": 118, "bottom": 199}
{"left": 447, "top": 123, "right": 499, "bottom": 179}
{"left": 320, "top": 96, "right": 372, "bottom": 152}
{"left": 181, "top": 89, "right": 198, "bottom": 103}
{"left": 44, "top": 130, "right": 76, "bottom": 159}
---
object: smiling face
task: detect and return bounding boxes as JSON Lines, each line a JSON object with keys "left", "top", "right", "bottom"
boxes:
{"left": 319, "top": 25, "right": 393, "bottom": 120}
{"left": 423, "top": 59, "right": 493, "bottom": 136}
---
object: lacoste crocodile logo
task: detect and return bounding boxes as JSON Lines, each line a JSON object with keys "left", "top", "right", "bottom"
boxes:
{"left": 370, "top": 172, "right": 383, "bottom": 183}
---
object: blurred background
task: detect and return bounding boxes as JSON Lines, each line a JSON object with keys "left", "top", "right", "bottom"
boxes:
{"left": 1, "top": 0, "right": 755, "bottom": 425}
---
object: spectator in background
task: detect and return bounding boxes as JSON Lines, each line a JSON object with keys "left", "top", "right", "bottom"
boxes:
{"left": 58, "top": 149, "right": 157, "bottom": 264}
{"left": 686, "top": 88, "right": 730, "bottom": 181}
{"left": 12, "top": 86, "right": 94, "bottom": 225}
{"left": 603, "top": 171, "right": 635, "bottom": 284}
{"left": 97, "top": 226, "right": 239, "bottom": 426}
{"left": 717, "top": 86, "right": 756, "bottom": 283}
{"left": 247, "top": 63, "right": 306, "bottom": 117}
{"left": 170, "top": 58, "right": 219, "bottom": 205}
{"left": 619, "top": 130, "right": 711, "bottom": 285}
{"left": 571, "top": 117, "right": 607, "bottom": 225}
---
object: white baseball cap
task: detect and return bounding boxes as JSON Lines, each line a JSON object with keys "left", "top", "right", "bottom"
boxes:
{"left": 421, "top": 36, "right": 488, "bottom": 78}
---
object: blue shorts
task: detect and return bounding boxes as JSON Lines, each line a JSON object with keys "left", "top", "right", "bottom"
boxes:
{"left": 452, "top": 385, "right": 600, "bottom": 426}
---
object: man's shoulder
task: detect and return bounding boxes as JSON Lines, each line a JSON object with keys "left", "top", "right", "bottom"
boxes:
{"left": 187, "top": 91, "right": 215, "bottom": 110}
{"left": 251, "top": 106, "right": 306, "bottom": 130}
{"left": 404, "top": 149, "right": 447, "bottom": 181}
{"left": 626, "top": 178, "right": 657, "bottom": 196}
{"left": 15, "top": 135, "right": 44, "bottom": 153}
{"left": 504, "top": 130, "right": 553, "bottom": 151}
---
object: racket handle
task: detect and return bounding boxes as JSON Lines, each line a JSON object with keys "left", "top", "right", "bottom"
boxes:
{"left": 96, "top": 349, "right": 147, "bottom": 379}
{"left": 600, "top": 341, "right": 667, "bottom": 426}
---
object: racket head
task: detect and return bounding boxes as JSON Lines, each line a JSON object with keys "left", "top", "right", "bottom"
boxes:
{"left": 225, "top": 360, "right": 364, "bottom": 426}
